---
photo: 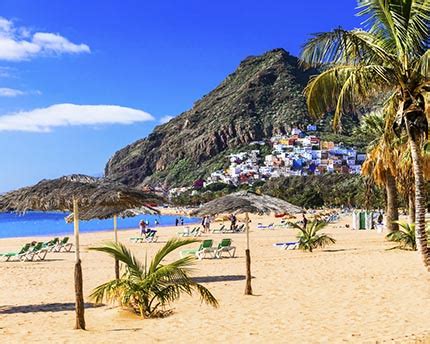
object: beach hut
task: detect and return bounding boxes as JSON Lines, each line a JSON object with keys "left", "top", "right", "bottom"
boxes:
{"left": 0, "top": 174, "right": 162, "bottom": 330}
{"left": 190, "top": 191, "right": 302, "bottom": 295}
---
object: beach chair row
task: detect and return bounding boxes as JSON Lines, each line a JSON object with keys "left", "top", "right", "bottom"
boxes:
{"left": 0, "top": 237, "right": 72, "bottom": 262}
{"left": 177, "top": 226, "right": 201, "bottom": 237}
{"left": 180, "top": 238, "right": 236, "bottom": 260}
{"left": 130, "top": 231, "right": 158, "bottom": 243}
{"left": 273, "top": 241, "right": 299, "bottom": 250}
{"left": 211, "top": 224, "right": 245, "bottom": 234}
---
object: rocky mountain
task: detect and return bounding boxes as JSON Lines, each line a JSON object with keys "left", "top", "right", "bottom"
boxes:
{"left": 105, "top": 48, "right": 319, "bottom": 187}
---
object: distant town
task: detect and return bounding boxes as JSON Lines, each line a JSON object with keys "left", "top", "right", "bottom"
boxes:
{"left": 169, "top": 125, "right": 366, "bottom": 197}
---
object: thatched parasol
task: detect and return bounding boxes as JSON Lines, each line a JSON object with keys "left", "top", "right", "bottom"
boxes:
{"left": 0, "top": 174, "right": 163, "bottom": 330}
{"left": 190, "top": 191, "right": 302, "bottom": 295}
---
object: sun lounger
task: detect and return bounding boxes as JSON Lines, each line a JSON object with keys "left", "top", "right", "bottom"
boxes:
{"left": 53, "top": 237, "right": 73, "bottom": 252}
{"left": 180, "top": 239, "right": 216, "bottom": 260}
{"left": 43, "top": 237, "right": 59, "bottom": 252}
{"left": 257, "top": 223, "right": 274, "bottom": 229}
{"left": 178, "top": 227, "right": 201, "bottom": 237}
{"left": 0, "top": 243, "right": 31, "bottom": 262}
{"left": 273, "top": 242, "right": 299, "bottom": 250}
{"left": 212, "top": 224, "right": 226, "bottom": 234}
{"left": 24, "top": 242, "right": 48, "bottom": 261}
{"left": 236, "top": 224, "right": 245, "bottom": 232}
{"left": 215, "top": 238, "right": 236, "bottom": 258}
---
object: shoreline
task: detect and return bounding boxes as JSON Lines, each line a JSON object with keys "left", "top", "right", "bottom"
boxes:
{"left": 0, "top": 221, "right": 202, "bottom": 241}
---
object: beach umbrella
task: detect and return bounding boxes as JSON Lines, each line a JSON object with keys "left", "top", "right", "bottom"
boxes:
{"left": 0, "top": 174, "right": 163, "bottom": 330}
{"left": 190, "top": 191, "right": 302, "bottom": 295}
{"left": 65, "top": 205, "right": 160, "bottom": 279}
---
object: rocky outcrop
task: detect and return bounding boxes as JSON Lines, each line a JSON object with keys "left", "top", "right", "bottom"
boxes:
{"left": 105, "top": 48, "right": 317, "bottom": 187}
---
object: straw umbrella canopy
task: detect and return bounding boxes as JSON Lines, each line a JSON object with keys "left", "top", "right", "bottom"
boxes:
{"left": 0, "top": 174, "right": 163, "bottom": 330}
{"left": 190, "top": 191, "right": 302, "bottom": 295}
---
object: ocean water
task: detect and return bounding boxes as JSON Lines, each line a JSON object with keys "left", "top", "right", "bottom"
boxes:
{"left": 0, "top": 211, "right": 199, "bottom": 239}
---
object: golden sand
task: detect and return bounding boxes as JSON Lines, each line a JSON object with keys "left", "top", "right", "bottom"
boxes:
{"left": 1, "top": 214, "right": 430, "bottom": 343}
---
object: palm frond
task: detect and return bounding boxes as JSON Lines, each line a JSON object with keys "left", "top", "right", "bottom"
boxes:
{"left": 90, "top": 242, "right": 143, "bottom": 279}
{"left": 300, "top": 27, "right": 396, "bottom": 68}
{"left": 304, "top": 64, "right": 393, "bottom": 127}
{"left": 148, "top": 238, "right": 198, "bottom": 274}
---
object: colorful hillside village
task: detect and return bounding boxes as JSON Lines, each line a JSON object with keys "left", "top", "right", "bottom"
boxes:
{"left": 206, "top": 126, "right": 366, "bottom": 187}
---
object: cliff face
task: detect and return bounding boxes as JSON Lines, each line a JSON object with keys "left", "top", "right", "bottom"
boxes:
{"left": 105, "top": 48, "right": 317, "bottom": 187}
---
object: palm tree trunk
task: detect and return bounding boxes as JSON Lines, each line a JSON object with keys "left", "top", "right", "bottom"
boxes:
{"left": 409, "top": 190, "right": 416, "bottom": 224}
{"left": 409, "top": 137, "right": 430, "bottom": 269}
{"left": 385, "top": 171, "right": 399, "bottom": 232}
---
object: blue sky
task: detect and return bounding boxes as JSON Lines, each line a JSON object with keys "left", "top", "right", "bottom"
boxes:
{"left": 0, "top": 0, "right": 361, "bottom": 192}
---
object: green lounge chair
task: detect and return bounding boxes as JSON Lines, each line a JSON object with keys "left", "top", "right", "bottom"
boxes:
{"left": 144, "top": 231, "right": 158, "bottom": 242}
{"left": 212, "top": 224, "right": 226, "bottom": 234}
{"left": 177, "top": 227, "right": 200, "bottom": 237}
{"left": 180, "top": 239, "right": 215, "bottom": 260}
{"left": 130, "top": 231, "right": 159, "bottom": 243}
{"left": 215, "top": 238, "right": 236, "bottom": 258}
{"left": 53, "top": 237, "right": 73, "bottom": 252}
{"left": 43, "top": 237, "right": 59, "bottom": 251}
{"left": 1, "top": 243, "right": 31, "bottom": 262}
{"left": 25, "top": 242, "right": 48, "bottom": 261}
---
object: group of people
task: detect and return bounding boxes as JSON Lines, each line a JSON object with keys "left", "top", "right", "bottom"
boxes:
{"left": 175, "top": 217, "right": 184, "bottom": 226}
{"left": 201, "top": 215, "right": 211, "bottom": 233}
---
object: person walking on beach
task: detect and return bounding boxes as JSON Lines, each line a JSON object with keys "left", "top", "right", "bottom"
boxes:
{"left": 302, "top": 213, "right": 308, "bottom": 228}
{"left": 180, "top": 217, "right": 184, "bottom": 226}
{"left": 175, "top": 218, "right": 179, "bottom": 226}
{"left": 229, "top": 214, "right": 237, "bottom": 232}
{"left": 201, "top": 216, "right": 206, "bottom": 233}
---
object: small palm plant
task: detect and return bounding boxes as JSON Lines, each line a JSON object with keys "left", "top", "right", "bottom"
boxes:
{"left": 290, "top": 220, "right": 336, "bottom": 252}
{"left": 89, "top": 238, "right": 218, "bottom": 318}
{"left": 386, "top": 221, "right": 417, "bottom": 251}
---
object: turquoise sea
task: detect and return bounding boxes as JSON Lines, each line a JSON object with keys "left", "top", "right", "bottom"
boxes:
{"left": 0, "top": 211, "right": 199, "bottom": 239}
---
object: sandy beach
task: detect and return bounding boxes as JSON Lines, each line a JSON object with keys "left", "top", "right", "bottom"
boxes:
{"left": 1, "top": 214, "right": 430, "bottom": 343}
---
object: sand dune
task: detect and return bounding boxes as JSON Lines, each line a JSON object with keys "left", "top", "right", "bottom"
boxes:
{"left": 1, "top": 214, "right": 430, "bottom": 343}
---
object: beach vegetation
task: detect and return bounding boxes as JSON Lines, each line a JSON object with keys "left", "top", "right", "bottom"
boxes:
{"left": 386, "top": 221, "right": 417, "bottom": 250}
{"left": 300, "top": 0, "right": 430, "bottom": 268}
{"left": 289, "top": 220, "right": 336, "bottom": 252}
{"left": 89, "top": 239, "right": 218, "bottom": 318}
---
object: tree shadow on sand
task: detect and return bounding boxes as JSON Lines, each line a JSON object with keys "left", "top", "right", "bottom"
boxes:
{"left": 0, "top": 302, "right": 102, "bottom": 314}
{"left": 192, "top": 275, "right": 254, "bottom": 283}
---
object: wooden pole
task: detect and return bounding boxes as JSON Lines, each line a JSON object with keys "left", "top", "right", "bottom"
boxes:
{"left": 73, "top": 197, "right": 86, "bottom": 330}
{"left": 244, "top": 212, "right": 252, "bottom": 295}
{"left": 113, "top": 215, "right": 120, "bottom": 279}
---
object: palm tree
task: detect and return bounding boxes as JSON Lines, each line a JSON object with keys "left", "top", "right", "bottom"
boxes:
{"left": 300, "top": 0, "right": 430, "bottom": 268}
{"left": 89, "top": 238, "right": 218, "bottom": 317}
{"left": 356, "top": 111, "right": 399, "bottom": 232}
{"left": 289, "top": 220, "right": 336, "bottom": 252}
{"left": 386, "top": 220, "right": 417, "bottom": 250}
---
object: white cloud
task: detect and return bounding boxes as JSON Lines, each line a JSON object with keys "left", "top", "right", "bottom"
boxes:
{"left": 0, "top": 87, "right": 24, "bottom": 97}
{"left": 0, "top": 17, "right": 90, "bottom": 61}
{"left": 0, "top": 104, "right": 154, "bottom": 132}
{"left": 160, "top": 115, "right": 174, "bottom": 124}
{"left": 0, "top": 87, "right": 41, "bottom": 97}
